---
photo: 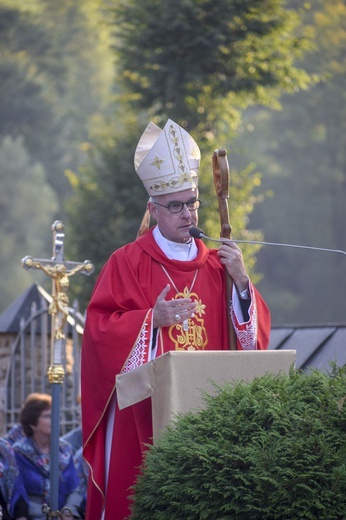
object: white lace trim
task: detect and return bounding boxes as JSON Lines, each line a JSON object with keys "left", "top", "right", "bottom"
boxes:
{"left": 230, "top": 290, "right": 258, "bottom": 350}
{"left": 122, "top": 323, "right": 149, "bottom": 373}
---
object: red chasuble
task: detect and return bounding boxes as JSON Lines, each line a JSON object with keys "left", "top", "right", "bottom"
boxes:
{"left": 81, "top": 229, "right": 271, "bottom": 520}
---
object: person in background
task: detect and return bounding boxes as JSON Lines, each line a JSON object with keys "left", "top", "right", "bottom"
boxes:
{"left": 73, "top": 447, "right": 89, "bottom": 519}
{"left": 60, "top": 425, "right": 82, "bottom": 455}
{"left": 4, "top": 423, "right": 25, "bottom": 446}
{"left": 13, "top": 393, "right": 83, "bottom": 520}
{"left": 0, "top": 437, "right": 30, "bottom": 520}
{"left": 81, "top": 118, "right": 271, "bottom": 519}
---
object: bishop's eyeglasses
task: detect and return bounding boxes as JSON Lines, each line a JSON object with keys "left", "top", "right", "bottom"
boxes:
{"left": 153, "top": 199, "right": 202, "bottom": 214}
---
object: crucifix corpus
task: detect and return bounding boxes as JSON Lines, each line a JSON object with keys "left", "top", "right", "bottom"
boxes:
{"left": 22, "top": 220, "right": 94, "bottom": 519}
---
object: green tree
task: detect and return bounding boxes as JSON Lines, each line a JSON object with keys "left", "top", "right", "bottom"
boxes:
{"left": 234, "top": 0, "right": 346, "bottom": 323}
{"left": 111, "top": 0, "right": 313, "bottom": 126}
{"left": 0, "top": 0, "right": 115, "bottom": 311}
{"left": 0, "top": 3, "right": 69, "bottom": 199}
{"left": 0, "top": 0, "right": 115, "bottom": 204}
{"left": 0, "top": 136, "right": 58, "bottom": 312}
{"left": 65, "top": 0, "right": 316, "bottom": 312}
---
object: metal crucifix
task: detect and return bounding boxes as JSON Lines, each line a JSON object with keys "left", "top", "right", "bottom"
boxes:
{"left": 22, "top": 220, "right": 94, "bottom": 519}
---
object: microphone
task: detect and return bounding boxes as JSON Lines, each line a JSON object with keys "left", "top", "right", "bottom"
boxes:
{"left": 189, "top": 227, "right": 346, "bottom": 256}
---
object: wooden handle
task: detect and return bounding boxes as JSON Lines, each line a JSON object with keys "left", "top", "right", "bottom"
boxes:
{"left": 212, "top": 149, "right": 237, "bottom": 350}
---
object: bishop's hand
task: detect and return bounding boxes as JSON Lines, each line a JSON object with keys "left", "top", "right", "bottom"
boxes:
{"left": 152, "top": 284, "right": 197, "bottom": 328}
{"left": 217, "top": 242, "right": 249, "bottom": 293}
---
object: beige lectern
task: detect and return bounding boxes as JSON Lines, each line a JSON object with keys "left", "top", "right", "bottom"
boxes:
{"left": 116, "top": 350, "right": 296, "bottom": 443}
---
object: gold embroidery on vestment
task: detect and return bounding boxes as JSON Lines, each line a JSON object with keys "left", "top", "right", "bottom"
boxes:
{"left": 151, "top": 156, "right": 164, "bottom": 169}
{"left": 149, "top": 124, "right": 197, "bottom": 193}
{"left": 168, "top": 289, "right": 208, "bottom": 350}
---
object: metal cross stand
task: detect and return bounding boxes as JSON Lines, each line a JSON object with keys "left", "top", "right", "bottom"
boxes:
{"left": 22, "top": 220, "right": 94, "bottom": 519}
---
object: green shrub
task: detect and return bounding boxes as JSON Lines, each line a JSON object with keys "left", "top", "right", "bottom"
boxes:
{"left": 130, "top": 366, "right": 346, "bottom": 520}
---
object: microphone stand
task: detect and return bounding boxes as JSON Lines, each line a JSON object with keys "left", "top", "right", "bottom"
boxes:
{"left": 189, "top": 228, "right": 346, "bottom": 256}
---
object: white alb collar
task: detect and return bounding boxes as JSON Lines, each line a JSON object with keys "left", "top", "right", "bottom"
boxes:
{"left": 153, "top": 226, "right": 198, "bottom": 261}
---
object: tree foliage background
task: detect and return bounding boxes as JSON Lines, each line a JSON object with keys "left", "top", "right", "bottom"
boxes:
{"left": 0, "top": 0, "right": 344, "bottom": 325}
{"left": 233, "top": 0, "right": 346, "bottom": 323}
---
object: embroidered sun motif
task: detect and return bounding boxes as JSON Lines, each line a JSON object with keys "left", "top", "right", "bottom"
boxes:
{"left": 194, "top": 298, "right": 206, "bottom": 317}
{"left": 151, "top": 156, "right": 164, "bottom": 169}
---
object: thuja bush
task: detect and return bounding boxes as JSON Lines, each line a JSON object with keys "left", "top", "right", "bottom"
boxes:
{"left": 130, "top": 366, "right": 346, "bottom": 520}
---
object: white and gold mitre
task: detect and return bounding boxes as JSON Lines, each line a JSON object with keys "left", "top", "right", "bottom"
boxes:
{"left": 134, "top": 119, "right": 201, "bottom": 196}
